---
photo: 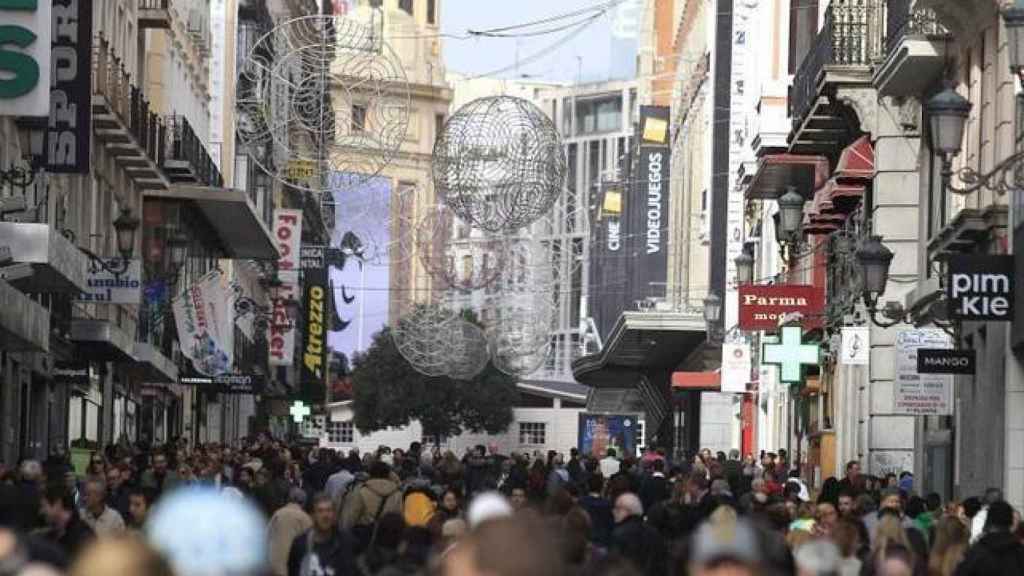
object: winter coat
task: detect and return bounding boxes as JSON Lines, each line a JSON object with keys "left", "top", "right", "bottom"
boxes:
{"left": 268, "top": 503, "right": 313, "bottom": 576}
{"left": 340, "top": 478, "right": 403, "bottom": 530}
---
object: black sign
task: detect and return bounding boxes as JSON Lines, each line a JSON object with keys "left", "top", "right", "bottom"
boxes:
{"left": 917, "top": 349, "right": 976, "bottom": 375}
{"left": 302, "top": 265, "right": 329, "bottom": 387}
{"left": 53, "top": 362, "right": 89, "bottom": 386}
{"left": 301, "top": 245, "right": 325, "bottom": 269}
{"left": 947, "top": 255, "right": 1014, "bottom": 321}
{"left": 630, "top": 146, "right": 670, "bottom": 300}
{"left": 179, "top": 373, "right": 266, "bottom": 395}
{"left": 42, "top": 0, "right": 92, "bottom": 173}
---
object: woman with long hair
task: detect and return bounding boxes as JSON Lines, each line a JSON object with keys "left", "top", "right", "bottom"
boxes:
{"left": 928, "top": 516, "right": 969, "bottom": 576}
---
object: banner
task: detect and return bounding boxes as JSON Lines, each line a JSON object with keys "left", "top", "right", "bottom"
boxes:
{"left": 76, "top": 259, "right": 141, "bottom": 304}
{"left": 43, "top": 0, "right": 91, "bottom": 172}
{"left": 326, "top": 172, "right": 391, "bottom": 402}
{"left": 301, "top": 265, "right": 329, "bottom": 388}
{"left": 947, "top": 254, "right": 1014, "bottom": 321}
{"left": 631, "top": 144, "right": 670, "bottom": 299}
{"left": 578, "top": 414, "right": 638, "bottom": 459}
{"left": 894, "top": 329, "right": 953, "bottom": 416}
{"left": 738, "top": 285, "right": 825, "bottom": 330}
{"left": 721, "top": 342, "right": 751, "bottom": 393}
{"left": 269, "top": 209, "right": 303, "bottom": 366}
{"left": 840, "top": 326, "right": 870, "bottom": 365}
{"left": 173, "top": 269, "right": 236, "bottom": 376}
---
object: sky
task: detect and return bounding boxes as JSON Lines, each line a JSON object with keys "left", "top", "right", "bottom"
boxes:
{"left": 440, "top": 0, "right": 641, "bottom": 83}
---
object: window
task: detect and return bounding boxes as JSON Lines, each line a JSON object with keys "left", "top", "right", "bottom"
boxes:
{"left": 399, "top": 0, "right": 413, "bottom": 15}
{"left": 519, "top": 422, "right": 546, "bottom": 445}
{"left": 435, "top": 113, "right": 445, "bottom": 140}
{"left": 427, "top": 0, "right": 436, "bottom": 24}
{"left": 351, "top": 105, "right": 367, "bottom": 133}
{"left": 327, "top": 420, "right": 354, "bottom": 444}
{"left": 788, "top": 0, "right": 819, "bottom": 74}
{"left": 575, "top": 96, "right": 623, "bottom": 135}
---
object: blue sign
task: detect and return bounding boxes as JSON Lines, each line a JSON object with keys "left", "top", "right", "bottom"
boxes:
{"left": 578, "top": 414, "right": 637, "bottom": 459}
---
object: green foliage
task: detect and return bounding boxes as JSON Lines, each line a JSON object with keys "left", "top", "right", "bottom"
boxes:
{"left": 351, "top": 321, "right": 518, "bottom": 439}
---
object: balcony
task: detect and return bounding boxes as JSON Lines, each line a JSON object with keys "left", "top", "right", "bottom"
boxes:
{"left": 874, "top": 0, "right": 951, "bottom": 96}
{"left": 163, "top": 115, "right": 224, "bottom": 187}
{"left": 92, "top": 36, "right": 170, "bottom": 191}
{"left": 789, "top": 0, "right": 883, "bottom": 156}
{"left": 138, "top": 0, "right": 171, "bottom": 29}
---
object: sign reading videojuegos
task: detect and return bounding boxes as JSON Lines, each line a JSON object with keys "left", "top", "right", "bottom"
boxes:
{"left": 738, "top": 285, "right": 825, "bottom": 331}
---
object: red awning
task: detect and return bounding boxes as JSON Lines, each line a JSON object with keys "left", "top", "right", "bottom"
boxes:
{"left": 835, "top": 135, "right": 874, "bottom": 181}
{"left": 672, "top": 371, "right": 721, "bottom": 391}
{"left": 745, "top": 154, "right": 830, "bottom": 199}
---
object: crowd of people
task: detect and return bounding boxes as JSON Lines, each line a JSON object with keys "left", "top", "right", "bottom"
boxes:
{"left": 1, "top": 435, "right": 1023, "bottom": 576}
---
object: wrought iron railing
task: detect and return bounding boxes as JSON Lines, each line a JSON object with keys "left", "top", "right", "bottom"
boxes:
{"left": 165, "top": 115, "right": 224, "bottom": 187}
{"left": 138, "top": 0, "right": 170, "bottom": 9}
{"left": 92, "top": 35, "right": 166, "bottom": 168}
{"left": 790, "top": 0, "right": 880, "bottom": 127}
{"left": 884, "top": 0, "right": 950, "bottom": 55}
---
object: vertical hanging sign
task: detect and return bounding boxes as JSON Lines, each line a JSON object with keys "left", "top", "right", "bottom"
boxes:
{"left": 43, "top": 0, "right": 91, "bottom": 172}
{"left": 270, "top": 209, "right": 302, "bottom": 366}
{"left": 301, "top": 265, "right": 329, "bottom": 388}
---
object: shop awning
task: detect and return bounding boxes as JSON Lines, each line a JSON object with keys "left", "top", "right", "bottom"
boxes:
{"left": 70, "top": 319, "right": 136, "bottom": 362}
{"left": 745, "top": 154, "right": 829, "bottom": 199}
{"left": 834, "top": 135, "right": 874, "bottom": 180}
{"left": 672, "top": 371, "right": 721, "bottom": 391}
{"left": 129, "top": 342, "right": 179, "bottom": 383}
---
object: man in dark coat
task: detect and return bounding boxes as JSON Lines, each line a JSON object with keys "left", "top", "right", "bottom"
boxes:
{"left": 639, "top": 458, "right": 669, "bottom": 513}
{"left": 578, "top": 474, "right": 614, "bottom": 548}
{"left": 287, "top": 493, "right": 357, "bottom": 576}
{"left": 40, "top": 483, "right": 94, "bottom": 561}
{"left": 611, "top": 492, "right": 666, "bottom": 576}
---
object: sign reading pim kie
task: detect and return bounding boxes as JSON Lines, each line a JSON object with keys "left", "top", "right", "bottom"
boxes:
{"left": 738, "top": 285, "right": 825, "bottom": 331}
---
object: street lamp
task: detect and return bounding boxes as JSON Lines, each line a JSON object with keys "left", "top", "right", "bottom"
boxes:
{"left": 777, "top": 186, "right": 805, "bottom": 240}
{"left": 64, "top": 207, "right": 141, "bottom": 278}
{"left": 703, "top": 292, "right": 722, "bottom": 325}
{"left": 855, "top": 235, "right": 910, "bottom": 328}
{"left": 1003, "top": 2, "right": 1024, "bottom": 83}
{"left": 734, "top": 245, "right": 754, "bottom": 285}
{"left": 165, "top": 230, "right": 190, "bottom": 284}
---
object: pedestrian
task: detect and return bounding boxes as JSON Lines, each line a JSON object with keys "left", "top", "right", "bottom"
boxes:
{"left": 837, "top": 460, "right": 863, "bottom": 497}
{"left": 610, "top": 492, "right": 666, "bottom": 576}
{"left": 287, "top": 492, "right": 357, "bottom": 576}
{"left": 928, "top": 515, "right": 968, "bottom": 576}
{"left": 105, "top": 464, "right": 131, "bottom": 519}
{"left": 140, "top": 451, "right": 181, "bottom": 498}
{"left": 126, "top": 486, "right": 153, "bottom": 531}
{"left": 78, "top": 478, "right": 125, "bottom": 537}
{"left": 341, "top": 461, "right": 403, "bottom": 551}
{"left": 40, "top": 483, "right": 94, "bottom": 561}
{"left": 599, "top": 448, "right": 620, "bottom": 479}
{"left": 638, "top": 458, "right": 668, "bottom": 513}
{"left": 428, "top": 487, "right": 463, "bottom": 539}
{"left": 793, "top": 538, "right": 841, "bottom": 576}
{"left": 686, "top": 513, "right": 764, "bottom": 576}
{"left": 831, "top": 517, "right": 863, "bottom": 576}
{"left": 269, "top": 487, "right": 313, "bottom": 576}
{"left": 956, "top": 500, "right": 1024, "bottom": 575}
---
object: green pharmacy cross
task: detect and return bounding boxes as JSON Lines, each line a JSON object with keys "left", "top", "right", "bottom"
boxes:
{"left": 763, "top": 326, "right": 819, "bottom": 383}
{"left": 289, "top": 401, "right": 311, "bottom": 423}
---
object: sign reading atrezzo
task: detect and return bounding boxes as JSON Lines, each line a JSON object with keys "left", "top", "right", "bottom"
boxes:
{"left": 946, "top": 255, "right": 1014, "bottom": 321}
{"left": 301, "top": 266, "right": 329, "bottom": 387}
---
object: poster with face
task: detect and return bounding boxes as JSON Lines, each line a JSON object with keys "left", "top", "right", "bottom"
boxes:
{"left": 578, "top": 414, "right": 638, "bottom": 459}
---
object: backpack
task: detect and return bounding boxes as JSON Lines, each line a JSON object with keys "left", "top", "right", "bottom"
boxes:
{"left": 403, "top": 486, "right": 437, "bottom": 527}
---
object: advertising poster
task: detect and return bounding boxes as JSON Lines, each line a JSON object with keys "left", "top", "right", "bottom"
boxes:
{"left": 326, "top": 172, "right": 391, "bottom": 402}
{"left": 578, "top": 414, "right": 638, "bottom": 459}
{"left": 172, "top": 269, "right": 236, "bottom": 377}
{"left": 721, "top": 342, "right": 751, "bottom": 393}
{"left": 893, "top": 329, "right": 953, "bottom": 416}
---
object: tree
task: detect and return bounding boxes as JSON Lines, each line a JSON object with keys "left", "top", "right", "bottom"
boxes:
{"left": 351, "top": 324, "right": 519, "bottom": 440}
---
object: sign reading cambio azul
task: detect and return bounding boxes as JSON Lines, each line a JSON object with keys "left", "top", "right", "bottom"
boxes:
{"left": 76, "top": 259, "right": 141, "bottom": 304}
{"left": 947, "top": 255, "right": 1014, "bottom": 321}
{"left": 0, "top": 0, "right": 50, "bottom": 117}
{"left": 738, "top": 285, "right": 825, "bottom": 331}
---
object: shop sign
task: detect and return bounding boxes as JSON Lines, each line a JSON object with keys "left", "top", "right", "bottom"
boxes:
{"left": 301, "top": 266, "right": 329, "bottom": 386}
{"left": 273, "top": 209, "right": 303, "bottom": 277}
{"left": 894, "top": 329, "right": 953, "bottom": 416}
{"left": 762, "top": 326, "right": 819, "bottom": 383}
{"left": 947, "top": 255, "right": 1014, "bottom": 321}
{"left": 53, "top": 361, "right": 89, "bottom": 386}
{"left": 840, "top": 326, "right": 869, "bottom": 365}
{"left": 179, "top": 373, "right": 266, "bottom": 394}
{"left": 721, "top": 342, "right": 750, "bottom": 393}
{"left": 42, "top": 0, "right": 91, "bottom": 172}
{"left": 739, "top": 285, "right": 825, "bottom": 330}
{"left": 76, "top": 259, "right": 141, "bottom": 304}
{"left": 0, "top": 0, "right": 50, "bottom": 117}
{"left": 917, "top": 349, "right": 975, "bottom": 375}
{"left": 300, "top": 245, "right": 325, "bottom": 269}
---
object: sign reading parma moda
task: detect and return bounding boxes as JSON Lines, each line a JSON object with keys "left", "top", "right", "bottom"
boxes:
{"left": 738, "top": 285, "right": 825, "bottom": 330}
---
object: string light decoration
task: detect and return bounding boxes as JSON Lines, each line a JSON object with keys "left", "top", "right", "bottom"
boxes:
{"left": 236, "top": 15, "right": 410, "bottom": 196}
{"left": 444, "top": 319, "right": 490, "bottom": 381}
{"left": 415, "top": 205, "right": 507, "bottom": 293}
{"left": 432, "top": 96, "right": 567, "bottom": 233}
{"left": 391, "top": 304, "right": 457, "bottom": 377}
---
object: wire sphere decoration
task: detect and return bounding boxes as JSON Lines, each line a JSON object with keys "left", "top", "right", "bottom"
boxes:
{"left": 392, "top": 304, "right": 458, "bottom": 377}
{"left": 444, "top": 319, "right": 490, "bottom": 381}
{"left": 487, "top": 305, "right": 553, "bottom": 378}
{"left": 236, "top": 15, "right": 410, "bottom": 196}
{"left": 415, "top": 205, "right": 508, "bottom": 293}
{"left": 432, "top": 96, "right": 567, "bottom": 233}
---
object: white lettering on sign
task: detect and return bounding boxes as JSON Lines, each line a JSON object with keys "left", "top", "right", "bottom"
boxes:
{"left": 646, "top": 152, "right": 663, "bottom": 254}
{"left": 607, "top": 220, "right": 620, "bottom": 251}
{"left": 950, "top": 272, "right": 1011, "bottom": 318}
{"left": 743, "top": 294, "right": 810, "bottom": 307}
